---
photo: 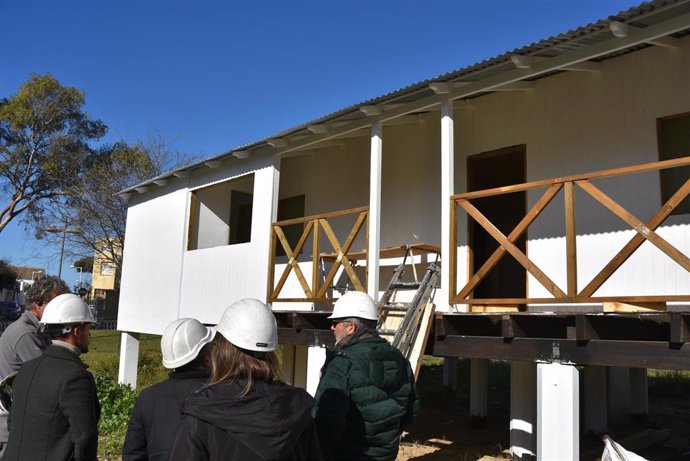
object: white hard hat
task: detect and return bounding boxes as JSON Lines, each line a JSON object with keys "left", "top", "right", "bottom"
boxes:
{"left": 161, "top": 318, "right": 216, "bottom": 369}
{"left": 328, "top": 291, "right": 378, "bottom": 321}
{"left": 216, "top": 299, "right": 277, "bottom": 352}
{"left": 41, "top": 293, "right": 96, "bottom": 325}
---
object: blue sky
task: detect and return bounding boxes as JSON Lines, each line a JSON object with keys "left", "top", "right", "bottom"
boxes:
{"left": 0, "top": 0, "right": 643, "bottom": 283}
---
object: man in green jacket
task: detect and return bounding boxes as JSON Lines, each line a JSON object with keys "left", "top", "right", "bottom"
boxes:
{"left": 312, "top": 291, "right": 418, "bottom": 461}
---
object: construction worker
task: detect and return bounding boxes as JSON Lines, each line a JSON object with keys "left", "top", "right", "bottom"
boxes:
{"left": 170, "top": 298, "right": 322, "bottom": 461}
{"left": 123, "top": 318, "right": 215, "bottom": 461}
{"left": 312, "top": 291, "right": 418, "bottom": 461}
{"left": 4, "top": 293, "right": 100, "bottom": 461}
{"left": 0, "top": 275, "right": 69, "bottom": 456}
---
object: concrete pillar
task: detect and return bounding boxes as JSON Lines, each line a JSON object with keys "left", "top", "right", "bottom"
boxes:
{"left": 607, "top": 367, "right": 631, "bottom": 422}
{"left": 443, "top": 357, "right": 457, "bottom": 391}
{"left": 537, "top": 363, "right": 579, "bottom": 460}
{"left": 368, "top": 120, "right": 382, "bottom": 301}
{"left": 280, "top": 344, "right": 296, "bottom": 386}
{"left": 118, "top": 332, "right": 140, "bottom": 388}
{"left": 470, "top": 358, "right": 489, "bottom": 427}
{"left": 510, "top": 361, "right": 536, "bottom": 460}
{"left": 306, "top": 346, "right": 326, "bottom": 397}
{"left": 293, "top": 345, "right": 308, "bottom": 389}
{"left": 630, "top": 368, "right": 649, "bottom": 418}
{"left": 584, "top": 366, "right": 608, "bottom": 435}
{"left": 440, "top": 97, "right": 454, "bottom": 308}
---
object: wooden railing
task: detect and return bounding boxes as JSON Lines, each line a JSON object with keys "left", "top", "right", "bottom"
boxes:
{"left": 268, "top": 207, "right": 368, "bottom": 302}
{"left": 450, "top": 157, "right": 690, "bottom": 306}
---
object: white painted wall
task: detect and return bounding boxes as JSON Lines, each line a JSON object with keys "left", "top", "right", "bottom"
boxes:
{"left": 118, "top": 187, "right": 189, "bottom": 334}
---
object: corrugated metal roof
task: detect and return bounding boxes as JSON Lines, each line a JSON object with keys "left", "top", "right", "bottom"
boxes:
{"left": 121, "top": 0, "right": 690, "bottom": 195}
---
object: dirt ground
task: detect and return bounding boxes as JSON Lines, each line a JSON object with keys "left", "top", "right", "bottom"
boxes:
{"left": 396, "top": 361, "right": 690, "bottom": 461}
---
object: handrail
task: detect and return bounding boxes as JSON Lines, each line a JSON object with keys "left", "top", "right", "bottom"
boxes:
{"left": 268, "top": 206, "right": 369, "bottom": 302}
{"left": 451, "top": 156, "right": 690, "bottom": 307}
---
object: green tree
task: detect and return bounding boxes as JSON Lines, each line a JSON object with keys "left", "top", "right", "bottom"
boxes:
{"left": 37, "top": 133, "right": 194, "bottom": 288}
{"left": 72, "top": 256, "right": 94, "bottom": 273}
{"left": 0, "top": 74, "right": 106, "bottom": 233}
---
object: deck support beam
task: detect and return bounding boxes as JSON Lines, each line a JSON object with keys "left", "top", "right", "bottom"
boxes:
{"left": 368, "top": 121, "right": 382, "bottom": 301}
{"left": 584, "top": 366, "right": 608, "bottom": 435}
{"left": 440, "top": 97, "right": 455, "bottom": 311}
{"left": 510, "top": 361, "right": 536, "bottom": 460}
{"left": 442, "top": 357, "right": 458, "bottom": 390}
{"left": 118, "top": 332, "right": 140, "bottom": 388}
{"left": 281, "top": 343, "right": 297, "bottom": 385}
{"left": 630, "top": 368, "right": 649, "bottom": 418}
{"left": 607, "top": 367, "right": 631, "bottom": 422}
{"left": 537, "top": 362, "right": 579, "bottom": 460}
{"left": 470, "top": 358, "right": 488, "bottom": 427}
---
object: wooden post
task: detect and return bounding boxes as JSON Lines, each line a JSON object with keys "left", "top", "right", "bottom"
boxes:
{"left": 441, "top": 98, "right": 455, "bottom": 310}
{"left": 564, "top": 181, "right": 577, "bottom": 297}
{"left": 368, "top": 121, "right": 382, "bottom": 302}
{"left": 312, "top": 219, "right": 320, "bottom": 297}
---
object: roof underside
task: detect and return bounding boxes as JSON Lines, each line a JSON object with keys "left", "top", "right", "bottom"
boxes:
{"left": 121, "top": 0, "right": 690, "bottom": 196}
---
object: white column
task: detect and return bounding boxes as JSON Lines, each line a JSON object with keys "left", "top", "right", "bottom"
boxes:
{"left": 118, "top": 332, "right": 140, "bottom": 388}
{"left": 511, "top": 361, "right": 536, "bottom": 460}
{"left": 607, "top": 367, "right": 631, "bottom": 422}
{"left": 368, "top": 121, "right": 382, "bottom": 302}
{"left": 263, "top": 155, "right": 281, "bottom": 304}
{"left": 306, "top": 346, "right": 326, "bottom": 397}
{"left": 470, "top": 359, "right": 489, "bottom": 426}
{"left": 537, "top": 363, "right": 579, "bottom": 460}
{"left": 440, "top": 98, "right": 454, "bottom": 310}
{"left": 442, "top": 356, "right": 457, "bottom": 390}
{"left": 293, "top": 345, "right": 309, "bottom": 389}
{"left": 584, "top": 366, "right": 608, "bottom": 435}
{"left": 630, "top": 368, "right": 649, "bottom": 417}
{"left": 280, "top": 344, "right": 296, "bottom": 386}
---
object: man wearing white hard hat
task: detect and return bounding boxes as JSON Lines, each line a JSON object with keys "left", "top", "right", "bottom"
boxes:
{"left": 312, "top": 291, "right": 418, "bottom": 461}
{"left": 122, "top": 318, "right": 215, "bottom": 461}
{"left": 170, "top": 298, "right": 322, "bottom": 460}
{"left": 4, "top": 293, "right": 100, "bottom": 461}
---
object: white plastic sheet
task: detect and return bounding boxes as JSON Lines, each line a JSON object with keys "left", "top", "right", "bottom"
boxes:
{"left": 601, "top": 435, "right": 648, "bottom": 461}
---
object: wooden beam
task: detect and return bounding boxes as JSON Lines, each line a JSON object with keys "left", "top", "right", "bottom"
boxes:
{"left": 453, "top": 156, "right": 690, "bottom": 201}
{"left": 577, "top": 179, "right": 690, "bottom": 273}
{"left": 458, "top": 199, "right": 566, "bottom": 298}
{"left": 670, "top": 313, "right": 690, "bottom": 343}
{"left": 456, "top": 184, "right": 562, "bottom": 301}
{"left": 575, "top": 315, "right": 599, "bottom": 340}
{"left": 564, "top": 182, "right": 577, "bottom": 297}
{"left": 580, "top": 177, "right": 690, "bottom": 297}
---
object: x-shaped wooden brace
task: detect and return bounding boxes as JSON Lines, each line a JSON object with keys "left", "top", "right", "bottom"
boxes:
{"left": 457, "top": 183, "right": 563, "bottom": 299}
{"left": 578, "top": 177, "right": 690, "bottom": 297}
{"left": 272, "top": 221, "right": 315, "bottom": 299}
{"left": 457, "top": 184, "right": 567, "bottom": 299}
{"left": 316, "top": 211, "right": 368, "bottom": 298}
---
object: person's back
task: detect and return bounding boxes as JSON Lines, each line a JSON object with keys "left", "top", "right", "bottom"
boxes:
{"left": 313, "top": 336, "right": 417, "bottom": 461}
{"left": 0, "top": 312, "right": 49, "bottom": 378}
{"left": 174, "top": 379, "right": 319, "bottom": 461}
{"left": 5, "top": 345, "right": 99, "bottom": 461}
{"left": 123, "top": 318, "right": 215, "bottom": 461}
{"left": 312, "top": 292, "right": 418, "bottom": 461}
{"left": 170, "top": 299, "right": 322, "bottom": 461}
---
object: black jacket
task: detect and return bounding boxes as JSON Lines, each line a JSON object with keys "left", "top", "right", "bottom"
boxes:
{"left": 4, "top": 344, "right": 100, "bottom": 461}
{"left": 122, "top": 369, "right": 209, "bottom": 461}
{"left": 170, "top": 379, "right": 322, "bottom": 461}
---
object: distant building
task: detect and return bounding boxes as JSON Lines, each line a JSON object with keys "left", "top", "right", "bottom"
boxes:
{"left": 91, "top": 241, "right": 121, "bottom": 320}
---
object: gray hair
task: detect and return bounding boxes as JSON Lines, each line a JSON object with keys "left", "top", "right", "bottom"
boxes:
{"left": 342, "top": 317, "right": 378, "bottom": 335}
{"left": 25, "top": 276, "right": 69, "bottom": 308}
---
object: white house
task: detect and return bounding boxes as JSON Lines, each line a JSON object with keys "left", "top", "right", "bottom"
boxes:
{"left": 117, "top": 1, "right": 690, "bottom": 458}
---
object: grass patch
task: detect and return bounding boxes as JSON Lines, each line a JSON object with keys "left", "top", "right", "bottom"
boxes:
{"left": 84, "top": 331, "right": 168, "bottom": 459}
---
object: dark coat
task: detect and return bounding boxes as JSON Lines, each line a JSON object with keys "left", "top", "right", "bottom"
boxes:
{"left": 312, "top": 336, "right": 419, "bottom": 461}
{"left": 170, "top": 379, "right": 322, "bottom": 461}
{"left": 122, "top": 369, "right": 209, "bottom": 461}
{"left": 4, "top": 344, "right": 100, "bottom": 461}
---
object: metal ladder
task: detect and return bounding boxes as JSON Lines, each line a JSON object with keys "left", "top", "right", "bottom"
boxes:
{"left": 377, "top": 247, "right": 440, "bottom": 360}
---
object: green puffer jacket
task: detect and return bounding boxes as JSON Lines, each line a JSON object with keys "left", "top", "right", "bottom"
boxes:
{"left": 312, "top": 335, "right": 419, "bottom": 461}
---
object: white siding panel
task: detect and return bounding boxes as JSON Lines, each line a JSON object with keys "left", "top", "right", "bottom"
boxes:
{"left": 179, "top": 165, "right": 278, "bottom": 322}
{"left": 118, "top": 189, "right": 189, "bottom": 334}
